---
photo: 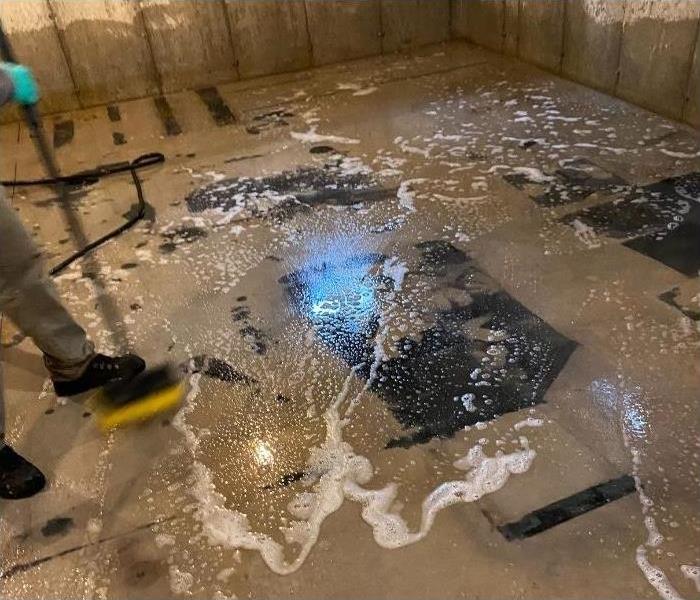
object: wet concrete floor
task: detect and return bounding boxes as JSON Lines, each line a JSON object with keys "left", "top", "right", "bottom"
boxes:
{"left": 0, "top": 41, "right": 699, "bottom": 599}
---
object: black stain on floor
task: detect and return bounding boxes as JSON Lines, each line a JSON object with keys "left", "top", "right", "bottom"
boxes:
{"left": 659, "top": 287, "right": 700, "bottom": 321}
{"left": 41, "top": 517, "right": 74, "bottom": 538}
{"left": 231, "top": 306, "right": 251, "bottom": 322}
{"left": 186, "top": 157, "right": 395, "bottom": 220}
{"left": 263, "top": 471, "right": 305, "bottom": 490}
{"left": 504, "top": 158, "right": 626, "bottom": 206}
{"left": 563, "top": 172, "right": 700, "bottom": 277}
{"left": 498, "top": 474, "right": 636, "bottom": 540}
{"left": 309, "top": 145, "right": 336, "bottom": 154}
{"left": 106, "top": 104, "right": 121, "bottom": 122}
{"left": 184, "top": 355, "right": 256, "bottom": 385}
{"left": 53, "top": 120, "right": 74, "bottom": 149}
{"left": 196, "top": 87, "right": 235, "bottom": 126}
{"left": 122, "top": 201, "right": 156, "bottom": 223}
{"left": 112, "top": 132, "right": 127, "bottom": 146}
{"left": 158, "top": 226, "right": 207, "bottom": 253}
{"left": 153, "top": 96, "right": 182, "bottom": 136}
{"left": 248, "top": 109, "right": 294, "bottom": 133}
{"left": 282, "top": 242, "right": 576, "bottom": 448}
{"left": 240, "top": 325, "right": 268, "bottom": 355}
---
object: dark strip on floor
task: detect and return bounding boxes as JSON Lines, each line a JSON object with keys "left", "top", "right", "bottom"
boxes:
{"left": 196, "top": 87, "right": 235, "bottom": 126}
{"left": 53, "top": 120, "right": 74, "bottom": 148}
{"left": 497, "top": 474, "right": 636, "bottom": 541}
{"left": 153, "top": 96, "right": 182, "bottom": 136}
{"left": 106, "top": 104, "right": 121, "bottom": 122}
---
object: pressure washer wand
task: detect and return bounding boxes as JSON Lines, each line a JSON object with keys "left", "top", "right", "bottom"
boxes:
{"left": 0, "top": 22, "right": 130, "bottom": 352}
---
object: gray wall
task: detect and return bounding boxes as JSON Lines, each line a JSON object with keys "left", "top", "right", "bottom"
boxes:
{"left": 0, "top": 0, "right": 450, "bottom": 122}
{"left": 451, "top": 0, "right": 700, "bottom": 129}
{"left": 1, "top": 0, "right": 698, "bottom": 129}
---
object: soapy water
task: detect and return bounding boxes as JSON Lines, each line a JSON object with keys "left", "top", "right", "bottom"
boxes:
{"left": 173, "top": 255, "right": 540, "bottom": 575}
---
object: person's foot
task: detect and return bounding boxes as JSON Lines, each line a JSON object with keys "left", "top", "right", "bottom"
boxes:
{"left": 52, "top": 353, "right": 146, "bottom": 397}
{"left": 0, "top": 445, "right": 46, "bottom": 500}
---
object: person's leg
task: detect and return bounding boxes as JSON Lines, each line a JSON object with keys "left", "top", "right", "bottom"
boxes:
{"left": 0, "top": 191, "right": 94, "bottom": 379}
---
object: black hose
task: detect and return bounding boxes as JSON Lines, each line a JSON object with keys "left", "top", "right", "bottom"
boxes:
{"left": 4, "top": 152, "right": 165, "bottom": 276}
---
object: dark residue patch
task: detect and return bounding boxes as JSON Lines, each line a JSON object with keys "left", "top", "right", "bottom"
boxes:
{"left": 265, "top": 255, "right": 281, "bottom": 262}
{"left": 309, "top": 145, "right": 335, "bottom": 154}
{"left": 122, "top": 202, "right": 156, "bottom": 223}
{"left": 153, "top": 96, "right": 182, "bottom": 136}
{"left": 263, "top": 471, "right": 305, "bottom": 490}
{"left": 106, "top": 104, "right": 121, "bottom": 122}
{"left": 130, "top": 303, "right": 143, "bottom": 311}
{"left": 275, "top": 393, "right": 291, "bottom": 404}
{"left": 563, "top": 172, "right": 700, "bottom": 276}
{"left": 659, "top": 287, "right": 700, "bottom": 321}
{"left": 282, "top": 242, "right": 575, "bottom": 449}
{"left": 44, "top": 408, "right": 54, "bottom": 415}
{"left": 240, "top": 326, "right": 267, "bottom": 355}
{"left": 236, "top": 296, "right": 247, "bottom": 302}
{"left": 82, "top": 412, "right": 91, "bottom": 418}
{"left": 53, "top": 120, "right": 74, "bottom": 149}
{"left": 112, "top": 132, "right": 127, "bottom": 146}
{"left": 186, "top": 157, "right": 394, "bottom": 220}
{"left": 121, "top": 262, "right": 139, "bottom": 270}
{"left": 158, "top": 226, "right": 207, "bottom": 254}
{"left": 498, "top": 475, "right": 636, "bottom": 540}
{"left": 185, "top": 355, "right": 256, "bottom": 385}
{"left": 224, "top": 153, "right": 264, "bottom": 164}
{"left": 504, "top": 158, "right": 626, "bottom": 206}
{"left": 231, "top": 306, "right": 250, "bottom": 322}
{"left": 41, "top": 517, "right": 74, "bottom": 538}
{"left": 196, "top": 87, "right": 235, "bottom": 126}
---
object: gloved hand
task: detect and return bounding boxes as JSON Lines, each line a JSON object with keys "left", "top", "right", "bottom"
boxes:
{"left": 0, "top": 62, "right": 39, "bottom": 105}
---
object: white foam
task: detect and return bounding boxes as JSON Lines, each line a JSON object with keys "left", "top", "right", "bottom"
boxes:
{"left": 636, "top": 547, "right": 685, "bottom": 600}
{"left": 681, "top": 565, "right": 700, "bottom": 592}
{"left": 397, "top": 179, "right": 427, "bottom": 213}
{"left": 572, "top": 218, "right": 601, "bottom": 249}
{"left": 660, "top": 149, "right": 700, "bottom": 159}
{"left": 291, "top": 126, "right": 360, "bottom": 145}
{"left": 513, "top": 417, "right": 544, "bottom": 431}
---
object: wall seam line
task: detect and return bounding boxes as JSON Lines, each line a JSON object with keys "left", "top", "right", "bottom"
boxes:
{"left": 220, "top": 0, "right": 240, "bottom": 80}
{"left": 681, "top": 7, "right": 700, "bottom": 122}
{"left": 45, "top": 0, "right": 82, "bottom": 109}
{"left": 302, "top": 0, "right": 315, "bottom": 67}
{"left": 136, "top": 0, "right": 164, "bottom": 96}
{"left": 378, "top": 0, "right": 385, "bottom": 54}
{"left": 516, "top": 0, "right": 522, "bottom": 58}
{"left": 614, "top": 0, "right": 628, "bottom": 95}
{"left": 559, "top": 0, "right": 568, "bottom": 74}
{"left": 501, "top": 0, "right": 507, "bottom": 53}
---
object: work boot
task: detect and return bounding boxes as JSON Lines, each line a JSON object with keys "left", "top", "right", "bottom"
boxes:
{"left": 52, "top": 353, "right": 146, "bottom": 397}
{"left": 0, "top": 445, "right": 46, "bottom": 500}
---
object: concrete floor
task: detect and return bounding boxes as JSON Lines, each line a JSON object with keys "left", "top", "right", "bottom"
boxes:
{"left": 1, "top": 41, "right": 699, "bottom": 599}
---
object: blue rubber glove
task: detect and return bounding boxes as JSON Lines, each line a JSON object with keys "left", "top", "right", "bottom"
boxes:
{"left": 0, "top": 62, "right": 39, "bottom": 105}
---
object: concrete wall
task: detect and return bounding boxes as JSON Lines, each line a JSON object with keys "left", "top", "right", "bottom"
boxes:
{"left": 0, "top": 0, "right": 450, "bottom": 122}
{"left": 452, "top": 0, "right": 700, "bottom": 129}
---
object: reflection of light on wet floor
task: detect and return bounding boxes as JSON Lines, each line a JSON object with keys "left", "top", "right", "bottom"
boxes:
{"left": 252, "top": 440, "right": 275, "bottom": 467}
{"left": 284, "top": 236, "right": 382, "bottom": 363}
{"left": 590, "top": 379, "right": 648, "bottom": 440}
